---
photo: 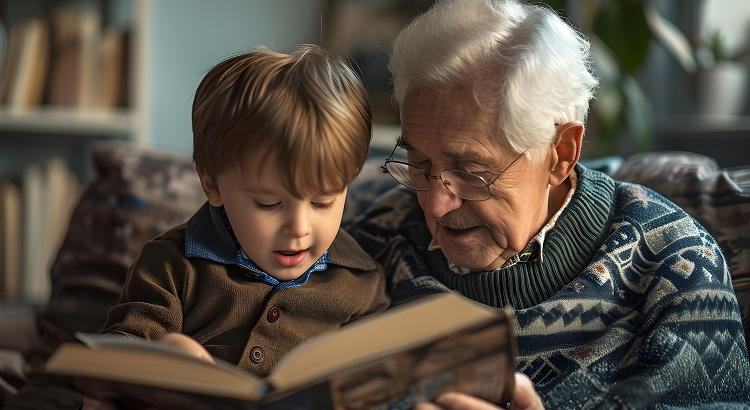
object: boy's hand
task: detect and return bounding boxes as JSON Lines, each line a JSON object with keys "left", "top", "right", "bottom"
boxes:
{"left": 158, "top": 332, "right": 215, "bottom": 364}
{"left": 82, "top": 333, "right": 213, "bottom": 409}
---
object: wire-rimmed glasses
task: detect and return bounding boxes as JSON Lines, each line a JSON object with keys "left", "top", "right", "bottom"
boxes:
{"left": 381, "top": 145, "right": 526, "bottom": 201}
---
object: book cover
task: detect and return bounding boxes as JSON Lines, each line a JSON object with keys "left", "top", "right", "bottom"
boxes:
{"left": 43, "top": 293, "right": 516, "bottom": 409}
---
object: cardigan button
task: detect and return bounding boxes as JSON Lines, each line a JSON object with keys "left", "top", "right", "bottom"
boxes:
{"left": 267, "top": 307, "right": 281, "bottom": 323}
{"left": 249, "top": 346, "right": 263, "bottom": 363}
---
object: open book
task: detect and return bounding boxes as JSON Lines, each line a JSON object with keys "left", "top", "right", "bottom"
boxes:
{"left": 43, "top": 292, "right": 516, "bottom": 409}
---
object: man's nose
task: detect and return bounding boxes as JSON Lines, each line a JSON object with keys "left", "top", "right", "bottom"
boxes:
{"left": 284, "top": 207, "right": 311, "bottom": 238}
{"left": 419, "top": 175, "right": 462, "bottom": 219}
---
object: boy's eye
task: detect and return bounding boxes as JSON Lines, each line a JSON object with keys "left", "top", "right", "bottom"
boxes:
{"left": 255, "top": 201, "right": 280, "bottom": 210}
{"left": 311, "top": 200, "right": 335, "bottom": 210}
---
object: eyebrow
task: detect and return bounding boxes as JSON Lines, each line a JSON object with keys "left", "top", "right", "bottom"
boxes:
{"left": 397, "top": 135, "right": 494, "bottom": 166}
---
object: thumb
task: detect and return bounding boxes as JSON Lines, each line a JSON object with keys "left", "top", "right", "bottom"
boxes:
{"left": 510, "top": 373, "right": 544, "bottom": 410}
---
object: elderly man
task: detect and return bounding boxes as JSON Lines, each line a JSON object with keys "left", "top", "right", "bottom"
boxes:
{"left": 349, "top": 0, "right": 750, "bottom": 408}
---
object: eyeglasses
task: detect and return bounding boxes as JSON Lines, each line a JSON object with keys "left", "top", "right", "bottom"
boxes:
{"left": 381, "top": 144, "right": 526, "bottom": 201}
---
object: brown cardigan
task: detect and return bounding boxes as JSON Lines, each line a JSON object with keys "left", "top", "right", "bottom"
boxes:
{"left": 102, "top": 225, "right": 389, "bottom": 377}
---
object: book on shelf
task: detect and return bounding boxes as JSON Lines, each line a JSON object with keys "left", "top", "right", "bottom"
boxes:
{"left": 43, "top": 292, "right": 517, "bottom": 410}
{"left": 20, "top": 164, "right": 48, "bottom": 303}
{"left": 0, "top": 182, "right": 22, "bottom": 301}
{"left": 48, "top": 8, "right": 100, "bottom": 109}
{"left": 9, "top": 16, "right": 51, "bottom": 110}
{"left": 97, "top": 27, "right": 130, "bottom": 109}
{"left": 13, "top": 159, "right": 79, "bottom": 303}
{"left": 43, "top": 159, "right": 80, "bottom": 269}
{"left": 0, "top": 22, "right": 24, "bottom": 106}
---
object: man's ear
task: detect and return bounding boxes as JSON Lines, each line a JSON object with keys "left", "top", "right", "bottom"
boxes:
{"left": 197, "top": 166, "right": 223, "bottom": 207}
{"left": 549, "top": 121, "right": 583, "bottom": 186}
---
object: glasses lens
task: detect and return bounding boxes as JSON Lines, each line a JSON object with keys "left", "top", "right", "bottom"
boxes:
{"left": 442, "top": 170, "right": 490, "bottom": 200}
{"left": 385, "top": 162, "right": 429, "bottom": 190}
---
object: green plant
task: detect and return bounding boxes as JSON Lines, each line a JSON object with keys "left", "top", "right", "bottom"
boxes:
{"left": 697, "top": 30, "right": 748, "bottom": 66}
{"left": 542, "top": 0, "right": 696, "bottom": 157}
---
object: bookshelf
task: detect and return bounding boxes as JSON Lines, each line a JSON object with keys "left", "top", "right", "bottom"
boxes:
{"left": 0, "top": 0, "right": 147, "bottom": 143}
{"left": 0, "top": 108, "right": 134, "bottom": 137}
{"left": 0, "top": 0, "right": 325, "bottom": 304}
{"left": 0, "top": 0, "right": 147, "bottom": 304}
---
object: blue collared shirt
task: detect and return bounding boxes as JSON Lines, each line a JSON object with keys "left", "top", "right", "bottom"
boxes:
{"left": 184, "top": 202, "right": 330, "bottom": 292}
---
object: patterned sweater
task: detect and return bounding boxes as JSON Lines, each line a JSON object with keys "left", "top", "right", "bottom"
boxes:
{"left": 348, "top": 164, "right": 750, "bottom": 408}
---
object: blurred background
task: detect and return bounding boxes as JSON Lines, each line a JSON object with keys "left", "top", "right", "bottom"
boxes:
{"left": 0, "top": 0, "right": 748, "bottom": 303}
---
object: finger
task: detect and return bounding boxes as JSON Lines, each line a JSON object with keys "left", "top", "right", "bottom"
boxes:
{"left": 510, "top": 373, "right": 544, "bottom": 410}
{"left": 433, "top": 392, "right": 501, "bottom": 410}
{"left": 414, "top": 402, "right": 444, "bottom": 410}
{"left": 82, "top": 397, "right": 118, "bottom": 410}
{"left": 158, "top": 333, "right": 214, "bottom": 364}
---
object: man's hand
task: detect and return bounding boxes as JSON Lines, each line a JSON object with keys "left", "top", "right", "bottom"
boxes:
{"left": 414, "top": 372, "right": 544, "bottom": 410}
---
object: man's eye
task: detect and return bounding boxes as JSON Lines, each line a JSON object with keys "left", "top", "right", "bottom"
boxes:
{"left": 459, "top": 168, "right": 484, "bottom": 176}
{"left": 407, "top": 152, "right": 427, "bottom": 163}
{"left": 255, "top": 201, "right": 280, "bottom": 210}
{"left": 409, "top": 157, "right": 430, "bottom": 169}
{"left": 312, "top": 200, "right": 335, "bottom": 209}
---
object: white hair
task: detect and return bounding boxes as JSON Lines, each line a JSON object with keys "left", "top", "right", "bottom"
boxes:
{"left": 390, "top": 0, "right": 598, "bottom": 160}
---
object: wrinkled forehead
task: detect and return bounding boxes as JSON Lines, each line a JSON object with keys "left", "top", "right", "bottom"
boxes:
{"left": 400, "top": 87, "right": 510, "bottom": 163}
{"left": 398, "top": 134, "right": 502, "bottom": 167}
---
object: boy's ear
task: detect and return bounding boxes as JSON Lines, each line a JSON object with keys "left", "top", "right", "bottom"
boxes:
{"left": 197, "top": 166, "right": 223, "bottom": 207}
{"left": 548, "top": 121, "right": 583, "bottom": 187}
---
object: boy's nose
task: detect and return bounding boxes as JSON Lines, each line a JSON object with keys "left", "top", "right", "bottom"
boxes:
{"left": 285, "top": 209, "right": 311, "bottom": 238}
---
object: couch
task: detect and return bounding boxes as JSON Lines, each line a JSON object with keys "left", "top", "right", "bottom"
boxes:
{"left": 1, "top": 142, "right": 748, "bottom": 407}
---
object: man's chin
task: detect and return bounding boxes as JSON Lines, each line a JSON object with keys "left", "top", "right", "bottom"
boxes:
{"left": 433, "top": 227, "right": 507, "bottom": 271}
{"left": 441, "top": 250, "right": 490, "bottom": 273}
{"left": 441, "top": 246, "right": 507, "bottom": 273}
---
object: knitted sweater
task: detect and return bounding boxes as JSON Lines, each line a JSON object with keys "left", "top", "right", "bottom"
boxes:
{"left": 348, "top": 164, "right": 750, "bottom": 408}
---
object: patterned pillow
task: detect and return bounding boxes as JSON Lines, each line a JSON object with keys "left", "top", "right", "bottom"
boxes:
{"left": 29, "top": 142, "right": 205, "bottom": 363}
{"left": 613, "top": 151, "right": 750, "bottom": 345}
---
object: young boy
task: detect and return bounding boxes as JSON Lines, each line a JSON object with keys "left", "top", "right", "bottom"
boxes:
{"left": 100, "top": 44, "right": 389, "bottom": 377}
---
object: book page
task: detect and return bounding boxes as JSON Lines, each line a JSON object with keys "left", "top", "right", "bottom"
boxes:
{"left": 45, "top": 335, "right": 266, "bottom": 401}
{"left": 269, "top": 293, "right": 507, "bottom": 392}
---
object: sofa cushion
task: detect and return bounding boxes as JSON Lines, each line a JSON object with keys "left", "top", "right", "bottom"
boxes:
{"left": 29, "top": 142, "right": 205, "bottom": 363}
{"left": 613, "top": 151, "right": 750, "bottom": 345}
{"left": 343, "top": 158, "right": 399, "bottom": 225}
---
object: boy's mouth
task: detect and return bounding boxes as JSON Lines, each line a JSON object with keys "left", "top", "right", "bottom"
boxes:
{"left": 273, "top": 248, "right": 309, "bottom": 267}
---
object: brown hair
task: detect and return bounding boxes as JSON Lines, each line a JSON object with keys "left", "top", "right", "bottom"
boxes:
{"left": 192, "top": 44, "right": 371, "bottom": 197}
